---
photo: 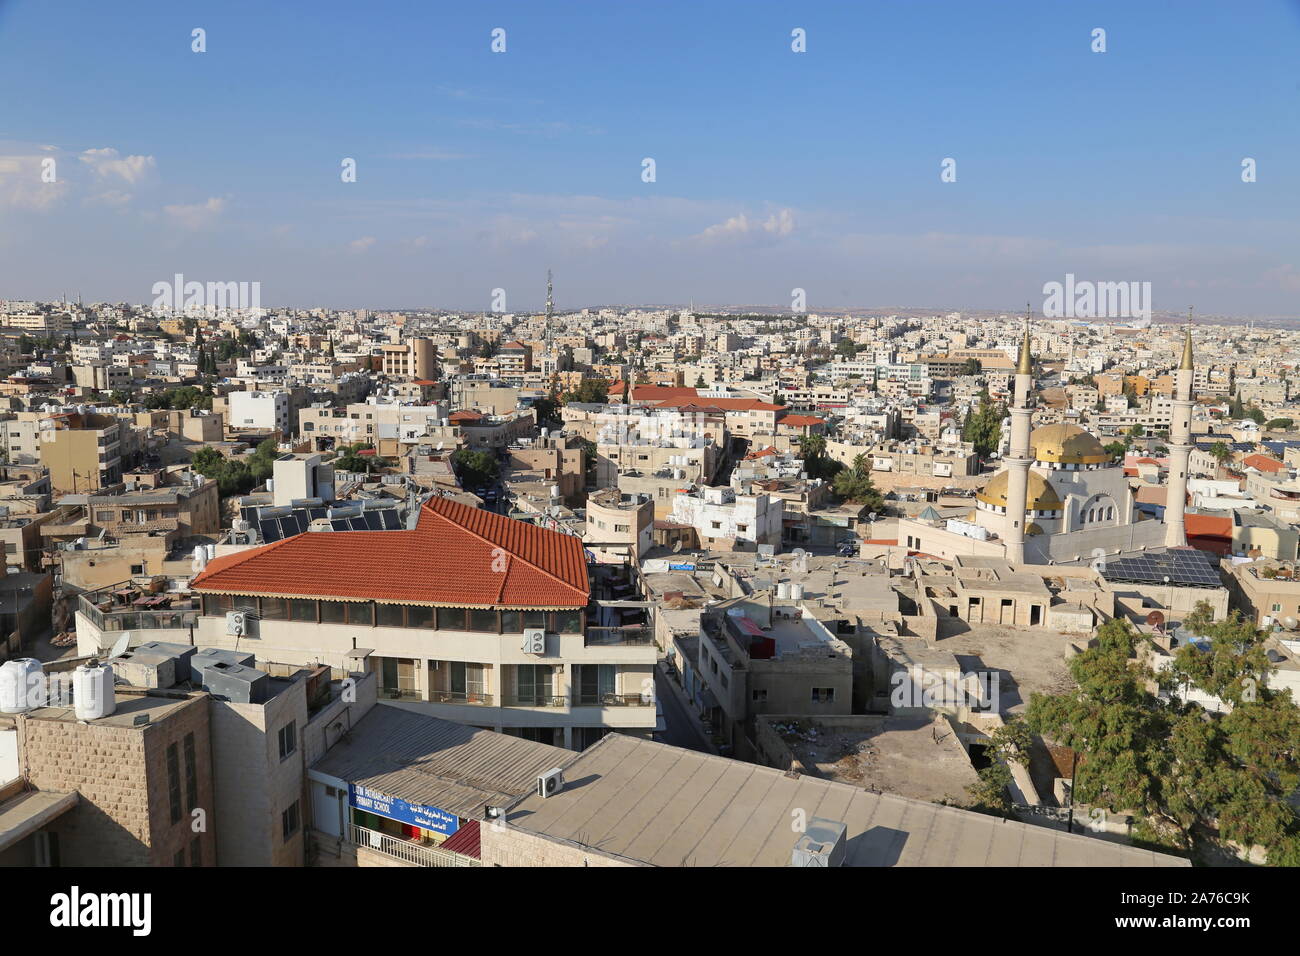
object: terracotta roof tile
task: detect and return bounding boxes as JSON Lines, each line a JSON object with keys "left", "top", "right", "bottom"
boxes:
{"left": 192, "top": 497, "right": 589, "bottom": 607}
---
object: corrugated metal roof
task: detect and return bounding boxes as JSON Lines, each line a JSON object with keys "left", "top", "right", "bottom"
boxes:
{"left": 313, "top": 706, "right": 575, "bottom": 820}
{"left": 502, "top": 734, "right": 1191, "bottom": 868}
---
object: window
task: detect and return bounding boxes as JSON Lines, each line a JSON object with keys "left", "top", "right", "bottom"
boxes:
{"left": 437, "top": 607, "right": 466, "bottom": 630}
{"left": 376, "top": 603, "right": 405, "bottom": 628}
{"left": 551, "top": 610, "right": 582, "bottom": 634}
{"left": 166, "top": 743, "right": 182, "bottom": 824}
{"left": 289, "top": 599, "right": 317, "bottom": 622}
{"left": 468, "top": 608, "right": 498, "bottom": 632}
{"left": 183, "top": 733, "right": 197, "bottom": 810}
{"left": 259, "top": 597, "right": 289, "bottom": 621}
{"left": 405, "top": 605, "right": 434, "bottom": 628}
{"left": 319, "top": 601, "right": 347, "bottom": 624}
{"left": 515, "top": 664, "right": 552, "bottom": 703}
{"left": 500, "top": 610, "right": 523, "bottom": 633}
{"left": 281, "top": 801, "right": 300, "bottom": 841}
{"left": 811, "top": 687, "right": 835, "bottom": 704}
{"left": 278, "top": 721, "right": 297, "bottom": 760}
{"left": 752, "top": 689, "right": 767, "bottom": 702}
{"left": 450, "top": 662, "right": 487, "bottom": 700}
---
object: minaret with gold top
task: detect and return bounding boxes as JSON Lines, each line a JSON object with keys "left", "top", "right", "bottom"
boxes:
{"left": 1164, "top": 309, "right": 1195, "bottom": 548}
{"left": 1003, "top": 305, "right": 1035, "bottom": 565}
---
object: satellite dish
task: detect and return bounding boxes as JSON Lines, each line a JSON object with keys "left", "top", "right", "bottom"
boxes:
{"left": 107, "top": 631, "right": 131, "bottom": 660}
{"left": 672, "top": 540, "right": 683, "bottom": 553}
{"left": 1146, "top": 611, "right": 1165, "bottom": 629}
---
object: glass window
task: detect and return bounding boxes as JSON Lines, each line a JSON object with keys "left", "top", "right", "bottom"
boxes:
{"left": 278, "top": 721, "right": 297, "bottom": 760}
{"left": 500, "top": 610, "right": 523, "bottom": 633}
{"left": 203, "top": 593, "right": 233, "bottom": 615}
{"left": 319, "top": 601, "right": 346, "bottom": 624}
{"left": 406, "top": 605, "right": 434, "bottom": 628}
{"left": 551, "top": 610, "right": 582, "bottom": 634}
{"left": 259, "top": 597, "right": 289, "bottom": 621}
{"left": 522, "top": 610, "right": 546, "bottom": 629}
{"left": 469, "top": 608, "right": 498, "bottom": 632}
{"left": 437, "top": 607, "right": 466, "bottom": 630}
{"left": 282, "top": 801, "right": 300, "bottom": 841}
{"left": 376, "top": 604, "right": 405, "bottom": 628}
{"left": 167, "top": 743, "right": 182, "bottom": 824}
{"left": 289, "top": 599, "right": 316, "bottom": 622}
{"left": 346, "top": 602, "right": 374, "bottom": 626}
{"left": 183, "top": 733, "right": 197, "bottom": 809}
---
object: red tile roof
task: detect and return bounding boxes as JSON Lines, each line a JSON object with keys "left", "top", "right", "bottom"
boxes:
{"left": 440, "top": 819, "right": 481, "bottom": 859}
{"left": 1243, "top": 454, "right": 1285, "bottom": 474}
{"left": 448, "top": 410, "right": 484, "bottom": 423}
{"left": 779, "top": 414, "right": 825, "bottom": 427}
{"left": 191, "top": 497, "right": 589, "bottom": 608}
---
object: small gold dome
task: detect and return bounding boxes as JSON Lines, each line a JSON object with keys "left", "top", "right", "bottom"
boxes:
{"left": 1031, "top": 424, "right": 1109, "bottom": 465}
{"left": 977, "top": 470, "right": 1062, "bottom": 510}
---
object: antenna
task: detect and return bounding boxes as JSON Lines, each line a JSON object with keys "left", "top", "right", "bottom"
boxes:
{"left": 107, "top": 631, "right": 131, "bottom": 661}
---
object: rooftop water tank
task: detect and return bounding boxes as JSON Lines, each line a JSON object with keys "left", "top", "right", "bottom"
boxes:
{"left": 0, "top": 658, "right": 45, "bottom": 714}
{"left": 791, "top": 583, "right": 805, "bottom": 601}
{"left": 73, "top": 662, "right": 116, "bottom": 720}
{"left": 777, "top": 581, "right": 792, "bottom": 600}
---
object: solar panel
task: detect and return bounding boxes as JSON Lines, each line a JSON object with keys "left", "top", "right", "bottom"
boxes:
{"left": 363, "top": 512, "right": 382, "bottom": 530}
{"left": 1100, "top": 548, "right": 1222, "bottom": 588}
{"left": 330, "top": 519, "right": 350, "bottom": 531}
{"left": 259, "top": 519, "right": 282, "bottom": 543}
{"left": 380, "top": 510, "right": 401, "bottom": 530}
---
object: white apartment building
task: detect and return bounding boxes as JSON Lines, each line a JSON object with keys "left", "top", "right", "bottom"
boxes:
{"left": 228, "top": 390, "right": 292, "bottom": 434}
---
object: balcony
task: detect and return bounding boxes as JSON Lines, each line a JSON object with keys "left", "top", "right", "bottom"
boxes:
{"left": 503, "top": 694, "right": 566, "bottom": 708}
{"left": 584, "top": 625, "right": 654, "bottom": 647}
{"left": 572, "top": 693, "right": 651, "bottom": 707}
{"left": 77, "top": 592, "right": 199, "bottom": 633}
{"left": 349, "top": 824, "right": 479, "bottom": 868}
{"left": 428, "top": 690, "right": 494, "bottom": 706}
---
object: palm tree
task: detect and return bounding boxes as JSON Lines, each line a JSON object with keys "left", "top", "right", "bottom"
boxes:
{"left": 802, "top": 434, "right": 827, "bottom": 461}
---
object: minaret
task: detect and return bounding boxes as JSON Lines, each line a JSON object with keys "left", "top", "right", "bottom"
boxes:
{"left": 1164, "top": 309, "right": 1195, "bottom": 548}
{"left": 1003, "top": 305, "right": 1035, "bottom": 565}
{"left": 544, "top": 269, "right": 554, "bottom": 352}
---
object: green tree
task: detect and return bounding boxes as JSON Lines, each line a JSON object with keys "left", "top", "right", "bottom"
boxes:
{"left": 562, "top": 378, "right": 609, "bottom": 405}
{"left": 1025, "top": 611, "right": 1300, "bottom": 863}
{"left": 1103, "top": 441, "right": 1127, "bottom": 460}
{"left": 964, "top": 720, "right": 1033, "bottom": 817}
{"left": 962, "top": 396, "right": 1005, "bottom": 458}
{"left": 450, "top": 448, "right": 500, "bottom": 489}
{"left": 831, "top": 457, "right": 884, "bottom": 511}
{"left": 1266, "top": 418, "right": 1293, "bottom": 431}
{"left": 959, "top": 357, "right": 982, "bottom": 376}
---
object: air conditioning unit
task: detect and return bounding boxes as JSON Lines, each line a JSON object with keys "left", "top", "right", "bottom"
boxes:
{"left": 537, "top": 768, "right": 564, "bottom": 798}
{"left": 522, "top": 628, "right": 546, "bottom": 655}
{"left": 226, "top": 611, "right": 248, "bottom": 636}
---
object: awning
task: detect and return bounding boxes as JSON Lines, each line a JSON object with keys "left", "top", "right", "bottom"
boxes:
{"left": 0, "top": 789, "right": 79, "bottom": 853}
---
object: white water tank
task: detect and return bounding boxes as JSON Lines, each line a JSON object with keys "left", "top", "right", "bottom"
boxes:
{"left": 777, "top": 581, "right": 792, "bottom": 600}
{"left": 0, "top": 658, "right": 45, "bottom": 714}
{"left": 791, "top": 583, "right": 805, "bottom": 601}
{"left": 73, "top": 662, "right": 116, "bottom": 721}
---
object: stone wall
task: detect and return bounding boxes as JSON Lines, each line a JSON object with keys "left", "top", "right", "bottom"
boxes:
{"left": 18, "top": 694, "right": 216, "bottom": 867}
{"left": 479, "top": 822, "right": 639, "bottom": 867}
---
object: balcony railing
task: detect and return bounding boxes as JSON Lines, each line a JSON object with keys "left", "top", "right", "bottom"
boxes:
{"left": 572, "top": 693, "right": 652, "bottom": 707}
{"left": 429, "top": 690, "right": 494, "bottom": 706}
{"left": 349, "top": 824, "right": 479, "bottom": 868}
{"left": 77, "top": 593, "right": 199, "bottom": 633}
{"left": 377, "top": 688, "right": 423, "bottom": 701}
{"left": 584, "top": 626, "right": 654, "bottom": 647}
{"left": 503, "top": 694, "right": 567, "bottom": 708}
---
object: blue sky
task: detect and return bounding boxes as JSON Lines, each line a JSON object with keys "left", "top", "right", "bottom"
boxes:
{"left": 2, "top": 0, "right": 1299, "bottom": 315}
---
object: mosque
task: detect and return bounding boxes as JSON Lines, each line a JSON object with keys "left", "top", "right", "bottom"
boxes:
{"left": 896, "top": 320, "right": 1194, "bottom": 566}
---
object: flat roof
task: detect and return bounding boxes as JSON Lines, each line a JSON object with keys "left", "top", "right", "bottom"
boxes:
{"left": 313, "top": 705, "right": 576, "bottom": 820}
{"left": 502, "top": 734, "right": 1189, "bottom": 867}
{"left": 0, "top": 789, "right": 79, "bottom": 852}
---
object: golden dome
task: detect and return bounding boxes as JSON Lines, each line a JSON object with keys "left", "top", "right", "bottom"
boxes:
{"left": 976, "top": 470, "right": 1062, "bottom": 511}
{"left": 1030, "top": 424, "right": 1109, "bottom": 465}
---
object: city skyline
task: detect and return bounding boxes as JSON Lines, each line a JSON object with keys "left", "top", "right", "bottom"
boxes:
{"left": 2, "top": 0, "right": 1300, "bottom": 314}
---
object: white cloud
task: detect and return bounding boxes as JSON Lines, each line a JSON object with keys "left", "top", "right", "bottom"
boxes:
{"left": 79, "top": 147, "right": 156, "bottom": 184}
{"left": 163, "top": 196, "right": 226, "bottom": 229}
{"left": 692, "top": 207, "right": 795, "bottom": 245}
{"left": 85, "top": 190, "right": 133, "bottom": 207}
{"left": 0, "top": 155, "right": 66, "bottom": 210}
{"left": 349, "top": 236, "right": 377, "bottom": 252}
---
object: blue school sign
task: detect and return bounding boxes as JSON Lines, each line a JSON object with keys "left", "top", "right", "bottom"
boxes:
{"left": 349, "top": 784, "right": 459, "bottom": 836}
